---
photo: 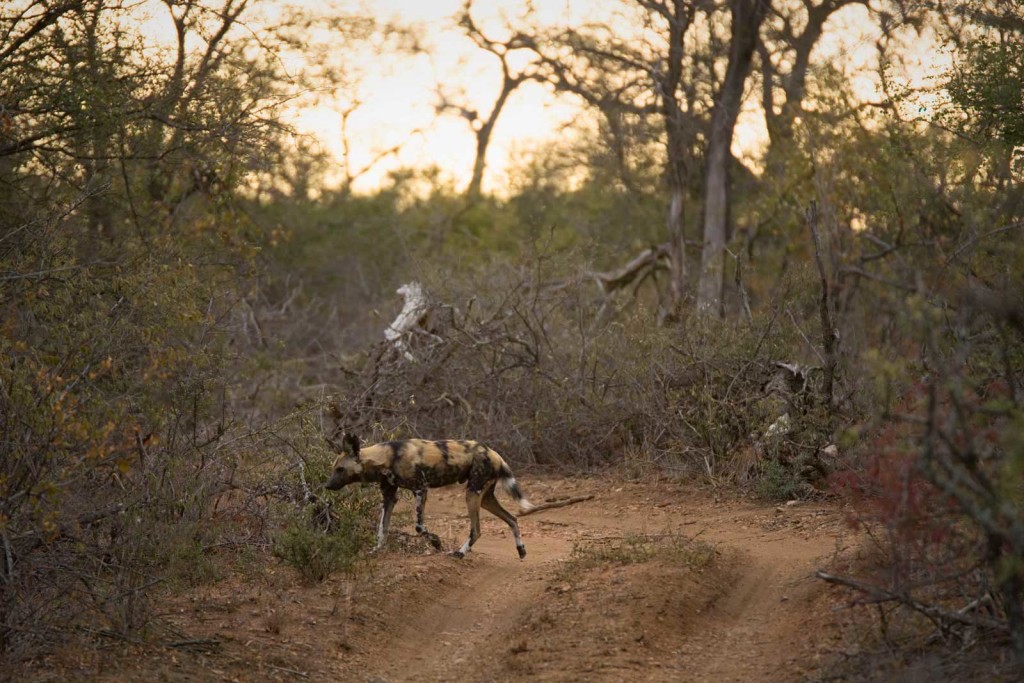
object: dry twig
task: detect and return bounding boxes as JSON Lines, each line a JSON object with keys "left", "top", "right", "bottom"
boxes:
{"left": 815, "top": 570, "right": 1007, "bottom": 633}
{"left": 519, "top": 495, "right": 595, "bottom": 517}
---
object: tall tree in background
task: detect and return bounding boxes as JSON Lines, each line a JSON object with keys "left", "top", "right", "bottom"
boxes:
{"left": 652, "top": 0, "right": 700, "bottom": 314}
{"left": 518, "top": 0, "right": 706, "bottom": 318}
{"left": 938, "top": 1, "right": 1024, "bottom": 214}
{"left": 758, "top": 0, "right": 868, "bottom": 152}
{"left": 516, "top": 0, "right": 779, "bottom": 318}
{"left": 0, "top": 0, "right": 311, "bottom": 231}
{"left": 697, "top": 0, "right": 769, "bottom": 317}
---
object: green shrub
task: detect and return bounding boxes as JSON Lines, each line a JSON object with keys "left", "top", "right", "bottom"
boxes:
{"left": 754, "top": 458, "right": 804, "bottom": 500}
{"left": 165, "top": 536, "right": 224, "bottom": 587}
{"left": 273, "top": 498, "right": 374, "bottom": 583}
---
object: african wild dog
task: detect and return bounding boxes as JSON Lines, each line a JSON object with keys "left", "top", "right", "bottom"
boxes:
{"left": 324, "top": 434, "right": 534, "bottom": 558}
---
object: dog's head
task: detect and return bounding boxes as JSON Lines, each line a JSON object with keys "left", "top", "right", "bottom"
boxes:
{"left": 325, "top": 433, "right": 363, "bottom": 490}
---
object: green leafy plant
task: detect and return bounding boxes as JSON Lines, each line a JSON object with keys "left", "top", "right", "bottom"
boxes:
{"left": 273, "top": 497, "right": 374, "bottom": 584}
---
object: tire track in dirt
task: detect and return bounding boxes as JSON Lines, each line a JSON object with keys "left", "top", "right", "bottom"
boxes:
{"left": 371, "top": 531, "right": 572, "bottom": 682}
{"left": 676, "top": 512, "right": 847, "bottom": 682}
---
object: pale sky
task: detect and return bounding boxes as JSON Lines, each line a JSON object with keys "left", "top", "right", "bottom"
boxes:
{"left": 289, "top": 0, "right": 586, "bottom": 194}
{"left": 273, "top": 1, "right": 945, "bottom": 195}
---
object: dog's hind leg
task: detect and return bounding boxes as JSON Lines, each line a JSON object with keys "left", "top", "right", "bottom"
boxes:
{"left": 414, "top": 488, "right": 442, "bottom": 550}
{"left": 451, "top": 490, "right": 482, "bottom": 558}
{"left": 374, "top": 481, "right": 398, "bottom": 552}
{"left": 414, "top": 489, "right": 428, "bottom": 533}
{"left": 481, "top": 485, "right": 527, "bottom": 559}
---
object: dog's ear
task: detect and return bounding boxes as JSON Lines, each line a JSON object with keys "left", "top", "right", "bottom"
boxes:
{"left": 343, "top": 433, "right": 361, "bottom": 459}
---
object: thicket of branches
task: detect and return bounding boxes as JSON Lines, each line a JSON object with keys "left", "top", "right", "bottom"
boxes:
{"left": 323, "top": 261, "right": 828, "bottom": 477}
{"left": 0, "top": 0, "right": 365, "bottom": 662}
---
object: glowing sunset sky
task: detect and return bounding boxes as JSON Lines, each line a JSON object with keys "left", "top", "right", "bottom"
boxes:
{"left": 288, "top": 0, "right": 585, "bottom": 194}
{"left": 258, "top": 1, "right": 948, "bottom": 194}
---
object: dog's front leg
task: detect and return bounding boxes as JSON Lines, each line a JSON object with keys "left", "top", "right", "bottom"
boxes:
{"left": 374, "top": 482, "right": 399, "bottom": 552}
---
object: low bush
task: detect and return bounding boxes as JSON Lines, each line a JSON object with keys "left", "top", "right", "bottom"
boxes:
{"left": 273, "top": 497, "right": 374, "bottom": 583}
{"left": 823, "top": 271, "right": 1024, "bottom": 668}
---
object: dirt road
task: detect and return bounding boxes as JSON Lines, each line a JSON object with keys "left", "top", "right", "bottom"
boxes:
{"left": 330, "top": 477, "right": 854, "bottom": 683}
{"left": 54, "top": 477, "right": 855, "bottom": 682}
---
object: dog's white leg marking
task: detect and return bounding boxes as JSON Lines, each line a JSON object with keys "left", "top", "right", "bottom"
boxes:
{"left": 514, "top": 527, "right": 525, "bottom": 555}
{"left": 374, "top": 504, "right": 387, "bottom": 550}
{"left": 375, "top": 487, "right": 398, "bottom": 551}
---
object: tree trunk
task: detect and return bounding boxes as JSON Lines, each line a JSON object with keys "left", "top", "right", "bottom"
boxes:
{"left": 697, "top": 0, "right": 769, "bottom": 317}
{"left": 806, "top": 201, "right": 838, "bottom": 411}
{"left": 659, "top": 0, "right": 696, "bottom": 318}
{"left": 465, "top": 67, "right": 524, "bottom": 200}
{"left": 667, "top": 185, "right": 687, "bottom": 313}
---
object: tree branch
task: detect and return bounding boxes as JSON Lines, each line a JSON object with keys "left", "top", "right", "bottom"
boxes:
{"left": 816, "top": 570, "right": 1008, "bottom": 633}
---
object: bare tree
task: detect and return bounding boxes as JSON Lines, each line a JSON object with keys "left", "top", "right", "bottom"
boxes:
{"left": 651, "top": 0, "right": 700, "bottom": 315}
{"left": 337, "top": 99, "right": 418, "bottom": 198}
{"left": 438, "top": 1, "right": 539, "bottom": 200}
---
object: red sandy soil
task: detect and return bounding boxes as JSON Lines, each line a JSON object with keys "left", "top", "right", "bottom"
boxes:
{"left": 22, "top": 476, "right": 864, "bottom": 682}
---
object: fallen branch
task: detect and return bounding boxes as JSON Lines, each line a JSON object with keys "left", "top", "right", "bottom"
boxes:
{"left": 815, "top": 570, "right": 1007, "bottom": 633}
{"left": 384, "top": 282, "right": 430, "bottom": 361}
{"left": 587, "top": 244, "right": 669, "bottom": 294}
{"left": 519, "top": 495, "right": 595, "bottom": 517}
{"left": 166, "top": 638, "right": 223, "bottom": 651}
{"left": 265, "top": 663, "right": 309, "bottom": 678}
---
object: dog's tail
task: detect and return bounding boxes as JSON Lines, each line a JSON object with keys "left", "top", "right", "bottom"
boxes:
{"left": 498, "top": 462, "right": 535, "bottom": 513}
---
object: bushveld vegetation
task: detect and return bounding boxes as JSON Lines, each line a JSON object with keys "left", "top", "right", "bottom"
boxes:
{"left": 1, "top": 0, "right": 1022, "bottom": 677}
